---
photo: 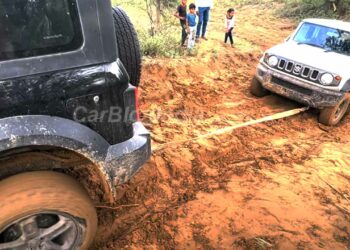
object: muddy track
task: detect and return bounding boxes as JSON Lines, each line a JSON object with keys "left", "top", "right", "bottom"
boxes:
{"left": 96, "top": 3, "right": 350, "bottom": 249}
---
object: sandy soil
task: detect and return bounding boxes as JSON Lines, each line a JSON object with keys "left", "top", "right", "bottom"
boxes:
{"left": 96, "top": 3, "right": 350, "bottom": 249}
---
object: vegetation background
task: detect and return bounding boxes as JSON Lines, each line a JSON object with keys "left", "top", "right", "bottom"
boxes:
{"left": 111, "top": 0, "right": 350, "bottom": 57}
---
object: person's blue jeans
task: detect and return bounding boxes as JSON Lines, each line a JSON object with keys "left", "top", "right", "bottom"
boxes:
{"left": 196, "top": 7, "right": 210, "bottom": 38}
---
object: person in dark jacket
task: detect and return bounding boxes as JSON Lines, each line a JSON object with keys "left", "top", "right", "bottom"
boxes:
{"left": 174, "top": 0, "right": 188, "bottom": 47}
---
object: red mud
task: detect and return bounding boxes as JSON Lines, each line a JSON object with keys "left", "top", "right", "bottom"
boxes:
{"left": 96, "top": 3, "right": 350, "bottom": 249}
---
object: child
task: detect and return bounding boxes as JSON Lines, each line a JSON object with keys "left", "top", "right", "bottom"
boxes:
{"left": 174, "top": 0, "right": 188, "bottom": 47}
{"left": 224, "top": 8, "right": 235, "bottom": 47}
{"left": 187, "top": 3, "right": 197, "bottom": 49}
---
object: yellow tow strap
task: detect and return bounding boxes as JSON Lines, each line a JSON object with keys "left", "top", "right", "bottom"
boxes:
{"left": 152, "top": 107, "right": 309, "bottom": 152}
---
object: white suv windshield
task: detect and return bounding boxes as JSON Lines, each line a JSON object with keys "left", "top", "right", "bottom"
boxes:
{"left": 293, "top": 22, "right": 350, "bottom": 56}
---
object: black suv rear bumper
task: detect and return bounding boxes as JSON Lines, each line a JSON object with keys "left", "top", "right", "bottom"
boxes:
{"left": 0, "top": 116, "right": 151, "bottom": 200}
{"left": 106, "top": 122, "right": 151, "bottom": 186}
{"left": 256, "top": 63, "right": 345, "bottom": 108}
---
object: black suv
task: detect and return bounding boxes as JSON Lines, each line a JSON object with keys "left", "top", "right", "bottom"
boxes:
{"left": 0, "top": 0, "right": 150, "bottom": 249}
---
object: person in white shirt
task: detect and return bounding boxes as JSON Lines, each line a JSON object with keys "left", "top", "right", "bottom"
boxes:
{"left": 195, "top": 0, "right": 213, "bottom": 41}
{"left": 224, "top": 8, "right": 235, "bottom": 47}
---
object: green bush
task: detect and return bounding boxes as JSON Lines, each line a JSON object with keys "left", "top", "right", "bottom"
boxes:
{"left": 139, "top": 30, "right": 181, "bottom": 57}
{"left": 111, "top": 0, "right": 184, "bottom": 57}
{"left": 279, "top": 0, "right": 350, "bottom": 20}
{"left": 138, "top": 12, "right": 182, "bottom": 58}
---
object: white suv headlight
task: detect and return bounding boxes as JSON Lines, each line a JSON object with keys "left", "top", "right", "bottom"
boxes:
{"left": 320, "top": 73, "right": 334, "bottom": 85}
{"left": 267, "top": 56, "right": 278, "bottom": 67}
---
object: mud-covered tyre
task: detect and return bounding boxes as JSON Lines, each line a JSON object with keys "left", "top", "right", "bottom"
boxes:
{"left": 112, "top": 7, "right": 142, "bottom": 86}
{"left": 319, "top": 97, "right": 350, "bottom": 126}
{"left": 0, "top": 171, "right": 97, "bottom": 250}
{"left": 250, "top": 77, "right": 269, "bottom": 97}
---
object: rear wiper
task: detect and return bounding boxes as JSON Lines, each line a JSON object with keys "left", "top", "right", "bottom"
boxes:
{"left": 297, "top": 42, "right": 324, "bottom": 49}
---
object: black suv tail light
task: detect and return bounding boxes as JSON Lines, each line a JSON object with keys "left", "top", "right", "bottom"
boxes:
{"left": 134, "top": 87, "right": 140, "bottom": 121}
{"left": 123, "top": 85, "right": 139, "bottom": 124}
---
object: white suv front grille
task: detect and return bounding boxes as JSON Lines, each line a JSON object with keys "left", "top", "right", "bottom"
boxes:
{"left": 276, "top": 58, "right": 320, "bottom": 83}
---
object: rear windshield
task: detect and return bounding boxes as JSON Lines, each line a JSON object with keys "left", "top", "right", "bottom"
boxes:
{"left": 0, "top": 0, "right": 83, "bottom": 61}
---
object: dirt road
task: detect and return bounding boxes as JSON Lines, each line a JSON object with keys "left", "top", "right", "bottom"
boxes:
{"left": 97, "top": 3, "right": 350, "bottom": 249}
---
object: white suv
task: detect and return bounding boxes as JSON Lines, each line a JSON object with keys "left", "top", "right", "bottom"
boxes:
{"left": 252, "top": 19, "right": 350, "bottom": 125}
